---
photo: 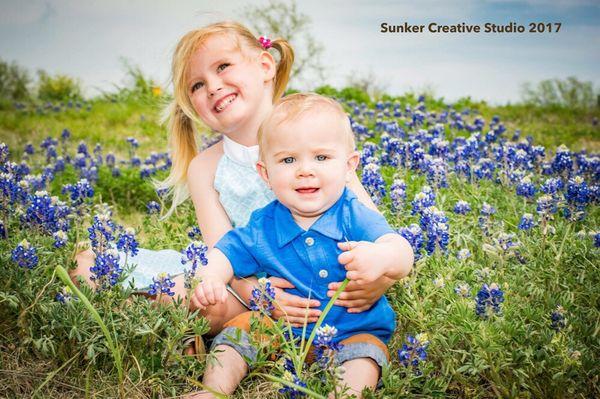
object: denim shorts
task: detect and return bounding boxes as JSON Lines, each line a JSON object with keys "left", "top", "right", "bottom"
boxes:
{"left": 210, "top": 311, "right": 390, "bottom": 369}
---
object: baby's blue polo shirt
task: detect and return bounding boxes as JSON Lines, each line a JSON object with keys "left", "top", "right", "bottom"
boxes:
{"left": 215, "top": 187, "right": 397, "bottom": 344}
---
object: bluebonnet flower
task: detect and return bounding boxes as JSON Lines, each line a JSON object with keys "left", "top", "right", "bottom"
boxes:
{"left": 398, "top": 224, "right": 424, "bottom": 258}
{"left": 475, "top": 283, "right": 504, "bottom": 318}
{"left": 552, "top": 145, "right": 573, "bottom": 175}
{"left": 249, "top": 277, "right": 276, "bottom": 315}
{"left": 116, "top": 227, "right": 139, "bottom": 257}
{"left": 540, "top": 177, "right": 563, "bottom": 196}
{"left": 594, "top": 231, "right": 600, "bottom": 248}
{"left": 73, "top": 153, "right": 88, "bottom": 169}
{"left": 187, "top": 226, "right": 202, "bottom": 240}
{"left": 536, "top": 195, "right": 557, "bottom": 216}
{"left": 361, "top": 162, "right": 386, "bottom": 205}
{"left": 454, "top": 160, "right": 472, "bottom": 181}
{"left": 148, "top": 272, "right": 176, "bottom": 297}
{"left": 23, "top": 191, "right": 71, "bottom": 234}
{"left": 478, "top": 202, "right": 496, "bottom": 235}
{"left": 156, "top": 187, "right": 169, "bottom": 199}
{"left": 278, "top": 367, "right": 307, "bottom": 399}
{"left": 398, "top": 333, "right": 429, "bottom": 375}
{"left": 53, "top": 230, "right": 68, "bottom": 248}
{"left": 90, "top": 248, "right": 122, "bottom": 289}
{"left": 11, "top": 239, "right": 39, "bottom": 269}
{"left": 422, "top": 156, "right": 448, "bottom": 188}
{"left": 131, "top": 156, "right": 141, "bottom": 167}
{"left": 563, "top": 176, "right": 590, "bottom": 220}
{"left": 76, "top": 141, "right": 89, "bottom": 156}
{"left": 473, "top": 158, "right": 495, "bottom": 180}
{"left": 457, "top": 248, "right": 471, "bottom": 260}
{"left": 61, "top": 128, "right": 71, "bottom": 141}
{"left": 181, "top": 240, "right": 208, "bottom": 288}
{"left": 126, "top": 137, "right": 139, "bottom": 148}
{"left": 494, "top": 232, "right": 519, "bottom": 255}
{"left": 313, "top": 324, "right": 343, "bottom": 369}
{"left": 518, "top": 213, "right": 535, "bottom": 230}
{"left": 88, "top": 212, "right": 117, "bottom": 251}
{"left": 24, "top": 143, "right": 35, "bottom": 155}
{"left": 455, "top": 283, "right": 471, "bottom": 297}
{"left": 389, "top": 178, "right": 406, "bottom": 211}
{"left": 420, "top": 206, "right": 449, "bottom": 255}
{"left": 62, "top": 178, "right": 94, "bottom": 206}
{"left": 411, "top": 186, "right": 436, "bottom": 215}
{"left": 55, "top": 287, "right": 73, "bottom": 303}
{"left": 432, "top": 275, "right": 445, "bottom": 288}
{"left": 93, "top": 144, "right": 103, "bottom": 165}
{"left": 550, "top": 305, "right": 566, "bottom": 332}
{"left": 0, "top": 143, "right": 9, "bottom": 164}
{"left": 105, "top": 153, "right": 116, "bottom": 167}
{"left": 516, "top": 176, "right": 536, "bottom": 198}
{"left": 453, "top": 200, "right": 471, "bottom": 215}
{"left": 54, "top": 156, "right": 65, "bottom": 172}
{"left": 146, "top": 201, "right": 161, "bottom": 214}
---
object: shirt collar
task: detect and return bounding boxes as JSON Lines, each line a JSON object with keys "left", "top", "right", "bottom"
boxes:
{"left": 274, "top": 188, "right": 352, "bottom": 248}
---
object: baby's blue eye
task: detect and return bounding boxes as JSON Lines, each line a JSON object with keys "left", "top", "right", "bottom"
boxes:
{"left": 217, "top": 63, "right": 230, "bottom": 72}
{"left": 282, "top": 157, "right": 295, "bottom": 164}
{"left": 316, "top": 155, "right": 328, "bottom": 161}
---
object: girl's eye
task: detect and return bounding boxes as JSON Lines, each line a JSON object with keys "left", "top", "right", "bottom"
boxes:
{"left": 191, "top": 81, "right": 204, "bottom": 93}
{"left": 316, "top": 155, "right": 328, "bottom": 161}
{"left": 217, "top": 63, "right": 230, "bottom": 72}
{"left": 282, "top": 157, "right": 295, "bottom": 164}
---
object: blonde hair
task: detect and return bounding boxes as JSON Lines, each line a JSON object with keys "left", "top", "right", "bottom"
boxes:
{"left": 157, "top": 21, "right": 294, "bottom": 217}
{"left": 257, "top": 93, "right": 355, "bottom": 160}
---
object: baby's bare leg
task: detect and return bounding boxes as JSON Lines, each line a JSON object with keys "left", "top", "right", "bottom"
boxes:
{"left": 70, "top": 247, "right": 97, "bottom": 288}
{"left": 185, "top": 344, "right": 248, "bottom": 398}
{"left": 330, "top": 358, "right": 379, "bottom": 399}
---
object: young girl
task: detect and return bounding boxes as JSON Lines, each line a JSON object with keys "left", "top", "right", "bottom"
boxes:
{"left": 71, "top": 21, "right": 396, "bottom": 337}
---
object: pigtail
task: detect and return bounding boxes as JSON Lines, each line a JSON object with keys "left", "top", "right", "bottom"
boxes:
{"left": 155, "top": 100, "right": 198, "bottom": 219}
{"left": 270, "top": 38, "right": 295, "bottom": 101}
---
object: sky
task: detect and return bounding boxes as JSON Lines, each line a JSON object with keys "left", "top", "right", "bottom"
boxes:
{"left": 0, "top": 0, "right": 598, "bottom": 104}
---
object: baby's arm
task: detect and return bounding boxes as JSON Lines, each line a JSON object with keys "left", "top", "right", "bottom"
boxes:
{"left": 338, "top": 234, "right": 414, "bottom": 285}
{"left": 190, "top": 249, "right": 234, "bottom": 310}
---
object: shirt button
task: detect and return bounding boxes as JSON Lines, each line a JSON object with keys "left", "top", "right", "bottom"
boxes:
{"left": 305, "top": 237, "right": 315, "bottom": 246}
{"left": 319, "top": 269, "right": 328, "bottom": 278}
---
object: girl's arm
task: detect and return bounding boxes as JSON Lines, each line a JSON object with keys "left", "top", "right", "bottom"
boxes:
{"left": 336, "top": 170, "right": 397, "bottom": 312}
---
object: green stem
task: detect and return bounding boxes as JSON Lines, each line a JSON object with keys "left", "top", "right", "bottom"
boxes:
{"left": 252, "top": 373, "right": 327, "bottom": 399}
{"left": 55, "top": 265, "right": 124, "bottom": 389}
{"left": 300, "top": 278, "right": 349, "bottom": 364}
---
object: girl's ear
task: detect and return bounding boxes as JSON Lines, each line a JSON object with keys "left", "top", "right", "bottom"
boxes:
{"left": 256, "top": 160, "right": 271, "bottom": 188}
{"left": 259, "top": 51, "right": 276, "bottom": 82}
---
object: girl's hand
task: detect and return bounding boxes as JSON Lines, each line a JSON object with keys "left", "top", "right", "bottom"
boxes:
{"left": 268, "top": 277, "right": 322, "bottom": 327}
{"left": 190, "top": 274, "right": 228, "bottom": 310}
{"left": 326, "top": 276, "right": 395, "bottom": 313}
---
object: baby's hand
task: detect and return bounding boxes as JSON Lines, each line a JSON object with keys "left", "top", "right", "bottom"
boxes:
{"left": 190, "top": 273, "right": 228, "bottom": 310}
{"left": 337, "top": 241, "right": 387, "bottom": 285}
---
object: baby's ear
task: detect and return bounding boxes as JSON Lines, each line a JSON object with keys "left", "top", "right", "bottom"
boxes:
{"left": 256, "top": 161, "right": 271, "bottom": 188}
{"left": 346, "top": 151, "right": 360, "bottom": 172}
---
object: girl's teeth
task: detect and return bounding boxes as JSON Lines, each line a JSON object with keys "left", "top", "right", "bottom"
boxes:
{"left": 215, "top": 95, "right": 236, "bottom": 112}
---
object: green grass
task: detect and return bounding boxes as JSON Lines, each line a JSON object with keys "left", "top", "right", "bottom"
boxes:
{"left": 0, "top": 94, "right": 598, "bottom": 398}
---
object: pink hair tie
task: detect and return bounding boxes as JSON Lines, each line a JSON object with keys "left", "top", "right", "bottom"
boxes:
{"left": 258, "top": 36, "right": 272, "bottom": 50}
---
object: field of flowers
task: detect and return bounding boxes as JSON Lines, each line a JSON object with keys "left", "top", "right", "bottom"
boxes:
{"left": 0, "top": 93, "right": 598, "bottom": 398}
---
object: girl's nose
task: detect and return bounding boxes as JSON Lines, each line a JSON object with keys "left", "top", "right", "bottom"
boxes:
{"left": 207, "top": 77, "right": 223, "bottom": 97}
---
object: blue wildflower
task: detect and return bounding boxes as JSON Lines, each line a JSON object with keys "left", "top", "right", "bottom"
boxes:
{"left": 249, "top": 277, "right": 276, "bottom": 315}
{"left": 475, "top": 283, "right": 504, "bottom": 318}
{"left": 116, "top": 227, "right": 139, "bottom": 257}
{"left": 53, "top": 230, "right": 68, "bottom": 248}
{"left": 55, "top": 287, "right": 73, "bottom": 303}
{"left": 563, "top": 176, "right": 590, "bottom": 220}
{"left": 518, "top": 213, "right": 535, "bottom": 230}
{"left": 187, "top": 226, "right": 202, "bottom": 240}
{"left": 181, "top": 240, "right": 208, "bottom": 288}
{"left": 148, "top": 272, "right": 176, "bottom": 297}
{"left": 453, "top": 200, "right": 471, "bottom": 215}
{"left": 516, "top": 176, "right": 536, "bottom": 198}
{"left": 398, "top": 333, "right": 429, "bottom": 375}
{"left": 455, "top": 283, "right": 471, "bottom": 297}
{"left": 411, "top": 186, "right": 436, "bottom": 215}
{"left": 62, "top": 178, "right": 94, "bottom": 206}
{"left": 457, "top": 248, "right": 471, "bottom": 260}
{"left": 313, "top": 324, "right": 343, "bottom": 370}
{"left": 11, "top": 239, "right": 39, "bottom": 269}
{"left": 420, "top": 206, "right": 449, "bottom": 255}
{"left": 361, "top": 162, "right": 386, "bottom": 205}
{"left": 389, "top": 178, "right": 406, "bottom": 211}
{"left": 90, "top": 249, "right": 122, "bottom": 289}
{"left": 398, "top": 224, "right": 424, "bottom": 258}
{"left": 552, "top": 145, "right": 573, "bottom": 175}
{"left": 550, "top": 305, "right": 566, "bottom": 332}
{"left": 146, "top": 201, "right": 161, "bottom": 214}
